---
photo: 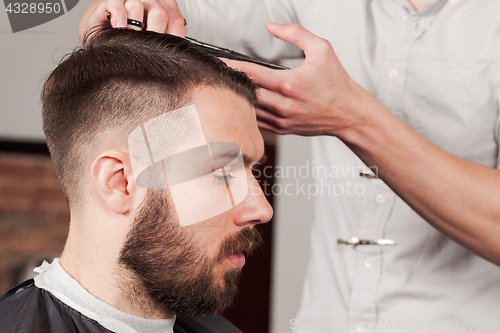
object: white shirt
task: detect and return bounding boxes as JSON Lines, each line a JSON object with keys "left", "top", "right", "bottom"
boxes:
{"left": 34, "top": 259, "right": 176, "bottom": 333}
{"left": 179, "top": 0, "right": 500, "bottom": 332}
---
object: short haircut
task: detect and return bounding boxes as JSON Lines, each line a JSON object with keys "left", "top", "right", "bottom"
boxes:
{"left": 41, "top": 28, "right": 257, "bottom": 209}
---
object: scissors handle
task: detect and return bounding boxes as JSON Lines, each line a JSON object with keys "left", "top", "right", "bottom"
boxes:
{"left": 185, "top": 37, "right": 290, "bottom": 70}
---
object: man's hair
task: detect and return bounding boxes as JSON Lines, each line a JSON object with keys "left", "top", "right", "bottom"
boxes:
{"left": 41, "top": 28, "right": 257, "bottom": 209}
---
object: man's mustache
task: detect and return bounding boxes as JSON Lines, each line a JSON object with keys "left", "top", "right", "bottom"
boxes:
{"left": 216, "top": 227, "right": 263, "bottom": 262}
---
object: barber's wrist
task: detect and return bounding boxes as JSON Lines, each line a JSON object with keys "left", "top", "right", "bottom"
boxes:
{"left": 333, "top": 82, "right": 393, "bottom": 150}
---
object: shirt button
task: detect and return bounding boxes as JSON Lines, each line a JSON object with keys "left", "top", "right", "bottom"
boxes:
{"left": 356, "top": 320, "right": 367, "bottom": 332}
{"left": 364, "top": 257, "right": 374, "bottom": 268}
{"left": 402, "top": 14, "right": 410, "bottom": 21}
{"left": 388, "top": 69, "right": 399, "bottom": 80}
{"left": 375, "top": 193, "right": 386, "bottom": 204}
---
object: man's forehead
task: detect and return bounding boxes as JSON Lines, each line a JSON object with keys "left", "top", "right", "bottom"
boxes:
{"left": 130, "top": 99, "right": 262, "bottom": 167}
{"left": 191, "top": 86, "right": 261, "bottom": 150}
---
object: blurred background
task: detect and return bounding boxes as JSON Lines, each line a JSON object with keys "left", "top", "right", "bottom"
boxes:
{"left": 0, "top": 4, "right": 314, "bottom": 333}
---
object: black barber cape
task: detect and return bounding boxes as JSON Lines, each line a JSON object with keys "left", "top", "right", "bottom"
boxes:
{"left": 0, "top": 279, "right": 243, "bottom": 333}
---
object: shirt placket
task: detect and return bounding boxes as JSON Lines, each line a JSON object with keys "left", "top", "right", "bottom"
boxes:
{"left": 345, "top": 189, "right": 396, "bottom": 333}
{"left": 346, "top": 3, "right": 442, "bottom": 333}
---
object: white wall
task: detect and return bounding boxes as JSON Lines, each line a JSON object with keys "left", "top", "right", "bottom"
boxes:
{"left": 269, "top": 59, "right": 315, "bottom": 333}
{"left": 270, "top": 134, "right": 315, "bottom": 333}
{"left": 0, "top": 1, "right": 87, "bottom": 141}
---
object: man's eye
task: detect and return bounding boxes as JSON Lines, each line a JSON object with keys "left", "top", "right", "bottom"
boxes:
{"left": 213, "top": 174, "right": 235, "bottom": 185}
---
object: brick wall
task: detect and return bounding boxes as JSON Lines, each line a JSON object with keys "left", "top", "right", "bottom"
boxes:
{"left": 0, "top": 152, "right": 69, "bottom": 294}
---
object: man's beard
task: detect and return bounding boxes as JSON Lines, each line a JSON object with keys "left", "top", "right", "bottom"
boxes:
{"left": 119, "top": 189, "right": 263, "bottom": 316}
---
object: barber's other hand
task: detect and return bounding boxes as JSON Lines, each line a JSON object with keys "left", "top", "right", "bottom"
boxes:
{"left": 223, "top": 23, "right": 371, "bottom": 137}
{"left": 79, "top": 0, "right": 186, "bottom": 42}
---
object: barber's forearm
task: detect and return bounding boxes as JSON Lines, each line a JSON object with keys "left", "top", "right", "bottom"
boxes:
{"left": 339, "top": 91, "right": 500, "bottom": 265}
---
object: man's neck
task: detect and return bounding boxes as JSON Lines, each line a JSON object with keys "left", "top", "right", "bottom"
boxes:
{"left": 60, "top": 229, "right": 174, "bottom": 320}
{"left": 115, "top": 265, "right": 175, "bottom": 319}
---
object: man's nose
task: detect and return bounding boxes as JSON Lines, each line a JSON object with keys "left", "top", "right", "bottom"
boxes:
{"left": 233, "top": 178, "right": 273, "bottom": 227}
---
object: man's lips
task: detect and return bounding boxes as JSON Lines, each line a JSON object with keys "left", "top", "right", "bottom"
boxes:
{"left": 225, "top": 253, "right": 246, "bottom": 269}
{"left": 218, "top": 243, "right": 252, "bottom": 261}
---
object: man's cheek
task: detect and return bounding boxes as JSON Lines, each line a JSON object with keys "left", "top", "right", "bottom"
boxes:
{"left": 166, "top": 147, "right": 249, "bottom": 227}
{"left": 169, "top": 175, "right": 233, "bottom": 226}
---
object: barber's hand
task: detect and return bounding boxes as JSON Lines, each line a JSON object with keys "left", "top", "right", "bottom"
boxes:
{"left": 79, "top": 0, "right": 186, "bottom": 42}
{"left": 223, "top": 22, "right": 370, "bottom": 137}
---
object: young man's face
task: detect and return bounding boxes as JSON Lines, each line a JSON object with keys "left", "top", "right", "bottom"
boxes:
{"left": 120, "top": 86, "right": 273, "bottom": 316}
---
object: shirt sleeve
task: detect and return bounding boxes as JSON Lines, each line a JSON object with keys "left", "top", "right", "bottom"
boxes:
{"left": 177, "top": 0, "right": 304, "bottom": 60}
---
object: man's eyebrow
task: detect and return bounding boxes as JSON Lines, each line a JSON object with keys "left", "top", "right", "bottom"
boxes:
{"left": 243, "top": 152, "right": 268, "bottom": 167}
{"left": 211, "top": 149, "right": 267, "bottom": 167}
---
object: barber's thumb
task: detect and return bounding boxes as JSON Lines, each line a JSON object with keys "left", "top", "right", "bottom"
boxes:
{"left": 266, "top": 22, "right": 316, "bottom": 52}
{"left": 266, "top": 21, "right": 282, "bottom": 31}
{"left": 266, "top": 21, "right": 291, "bottom": 38}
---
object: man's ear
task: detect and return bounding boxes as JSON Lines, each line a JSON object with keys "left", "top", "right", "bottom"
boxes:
{"left": 91, "top": 149, "right": 136, "bottom": 214}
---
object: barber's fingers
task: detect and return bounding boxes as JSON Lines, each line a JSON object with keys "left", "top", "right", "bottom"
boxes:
{"left": 257, "top": 118, "right": 283, "bottom": 134}
{"left": 222, "top": 58, "right": 288, "bottom": 94}
{"left": 158, "top": 0, "right": 186, "bottom": 36}
{"left": 254, "top": 88, "right": 295, "bottom": 133}
{"left": 106, "top": 0, "right": 128, "bottom": 28}
{"left": 124, "top": 0, "right": 145, "bottom": 30}
{"left": 255, "top": 87, "right": 291, "bottom": 117}
{"left": 255, "top": 107, "right": 289, "bottom": 135}
{"left": 86, "top": 0, "right": 185, "bottom": 36}
{"left": 87, "top": 1, "right": 112, "bottom": 30}
{"left": 139, "top": 0, "right": 185, "bottom": 36}
{"left": 266, "top": 22, "right": 333, "bottom": 62}
{"left": 102, "top": 0, "right": 185, "bottom": 36}
{"left": 140, "top": 0, "right": 168, "bottom": 33}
